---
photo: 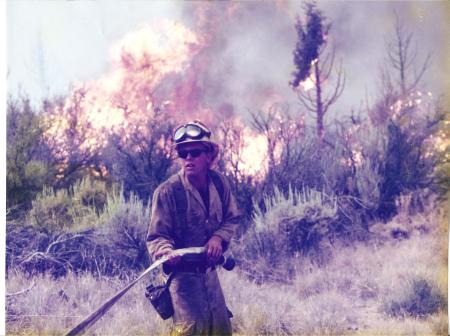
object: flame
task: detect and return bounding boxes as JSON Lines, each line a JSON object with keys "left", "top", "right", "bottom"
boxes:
{"left": 299, "top": 60, "right": 317, "bottom": 92}
{"left": 110, "top": 21, "right": 201, "bottom": 76}
{"left": 388, "top": 90, "right": 435, "bottom": 123}
{"left": 42, "top": 16, "right": 275, "bottom": 182}
{"left": 42, "top": 11, "right": 282, "bottom": 182}
{"left": 41, "top": 7, "right": 304, "bottom": 183}
{"left": 339, "top": 122, "right": 366, "bottom": 169}
{"left": 44, "top": 20, "right": 205, "bottom": 166}
{"left": 340, "top": 147, "right": 364, "bottom": 169}
{"left": 218, "top": 108, "right": 303, "bottom": 182}
{"left": 300, "top": 75, "right": 315, "bottom": 91}
{"left": 239, "top": 129, "right": 269, "bottom": 178}
{"left": 218, "top": 118, "right": 269, "bottom": 181}
{"left": 425, "top": 130, "right": 450, "bottom": 159}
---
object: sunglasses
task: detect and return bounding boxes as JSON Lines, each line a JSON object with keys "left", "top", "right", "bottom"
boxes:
{"left": 177, "top": 148, "right": 208, "bottom": 159}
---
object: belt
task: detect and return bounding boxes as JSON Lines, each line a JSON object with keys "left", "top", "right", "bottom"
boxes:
{"left": 172, "top": 261, "right": 209, "bottom": 274}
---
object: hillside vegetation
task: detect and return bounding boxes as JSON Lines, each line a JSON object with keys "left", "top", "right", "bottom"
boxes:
{"left": 6, "top": 182, "right": 448, "bottom": 335}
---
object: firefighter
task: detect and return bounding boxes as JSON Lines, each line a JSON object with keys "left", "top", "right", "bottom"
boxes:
{"left": 147, "top": 120, "right": 241, "bottom": 335}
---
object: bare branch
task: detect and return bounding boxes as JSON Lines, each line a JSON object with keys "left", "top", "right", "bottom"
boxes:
{"left": 384, "top": 11, "right": 430, "bottom": 96}
{"left": 319, "top": 47, "right": 335, "bottom": 81}
{"left": 410, "top": 53, "right": 431, "bottom": 91}
{"left": 297, "top": 90, "right": 317, "bottom": 113}
{"left": 323, "top": 61, "right": 346, "bottom": 114}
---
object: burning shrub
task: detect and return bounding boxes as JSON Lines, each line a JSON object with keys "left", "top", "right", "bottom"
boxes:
{"left": 376, "top": 96, "right": 443, "bottom": 220}
{"left": 28, "top": 177, "right": 107, "bottom": 232}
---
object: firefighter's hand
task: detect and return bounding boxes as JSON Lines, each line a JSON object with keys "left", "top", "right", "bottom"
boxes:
{"left": 206, "top": 236, "right": 222, "bottom": 264}
{"left": 164, "top": 252, "right": 181, "bottom": 266}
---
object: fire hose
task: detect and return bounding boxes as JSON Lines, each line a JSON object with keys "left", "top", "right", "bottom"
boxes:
{"left": 65, "top": 247, "right": 234, "bottom": 336}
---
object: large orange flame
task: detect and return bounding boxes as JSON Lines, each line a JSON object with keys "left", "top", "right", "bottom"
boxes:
{"left": 42, "top": 11, "right": 289, "bottom": 182}
{"left": 44, "top": 21, "right": 205, "bottom": 162}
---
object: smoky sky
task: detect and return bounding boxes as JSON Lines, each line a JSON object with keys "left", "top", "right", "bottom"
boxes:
{"left": 179, "top": 1, "right": 449, "bottom": 122}
{"left": 7, "top": 1, "right": 449, "bottom": 123}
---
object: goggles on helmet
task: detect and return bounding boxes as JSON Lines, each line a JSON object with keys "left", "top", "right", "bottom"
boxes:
{"left": 173, "top": 121, "right": 211, "bottom": 143}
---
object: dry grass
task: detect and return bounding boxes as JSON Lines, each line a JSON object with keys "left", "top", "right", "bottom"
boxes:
{"left": 6, "top": 271, "right": 169, "bottom": 336}
{"left": 6, "top": 207, "right": 448, "bottom": 335}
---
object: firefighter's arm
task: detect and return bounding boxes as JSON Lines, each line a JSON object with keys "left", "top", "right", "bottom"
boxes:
{"left": 146, "top": 185, "right": 177, "bottom": 261}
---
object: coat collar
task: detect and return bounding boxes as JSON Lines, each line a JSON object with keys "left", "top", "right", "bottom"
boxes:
{"left": 178, "top": 170, "right": 219, "bottom": 215}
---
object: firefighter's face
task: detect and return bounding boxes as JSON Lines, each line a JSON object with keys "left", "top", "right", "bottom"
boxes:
{"left": 177, "top": 142, "right": 212, "bottom": 179}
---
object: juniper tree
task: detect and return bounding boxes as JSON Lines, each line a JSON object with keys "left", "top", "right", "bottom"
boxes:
{"left": 7, "top": 97, "right": 54, "bottom": 213}
{"left": 290, "top": 2, "right": 345, "bottom": 140}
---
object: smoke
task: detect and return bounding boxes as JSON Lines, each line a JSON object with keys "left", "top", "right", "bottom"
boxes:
{"left": 9, "top": 0, "right": 449, "bottom": 149}
{"left": 6, "top": 0, "right": 448, "bottom": 182}
{"left": 8, "top": 1, "right": 449, "bottom": 120}
{"left": 176, "top": 2, "right": 299, "bottom": 123}
{"left": 172, "top": 1, "right": 449, "bottom": 121}
{"left": 318, "top": 1, "right": 449, "bottom": 115}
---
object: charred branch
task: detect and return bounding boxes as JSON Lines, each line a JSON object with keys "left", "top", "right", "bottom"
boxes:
{"left": 384, "top": 11, "right": 431, "bottom": 97}
{"left": 297, "top": 48, "right": 345, "bottom": 138}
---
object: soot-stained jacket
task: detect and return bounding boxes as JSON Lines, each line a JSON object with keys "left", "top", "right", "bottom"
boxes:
{"left": 146, "top": 170, "right": 241, "bottom": 336}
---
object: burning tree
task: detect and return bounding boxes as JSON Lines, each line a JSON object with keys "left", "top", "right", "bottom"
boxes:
{"left": 370, "top": 14, "right": 442, "bottom": 219}
{"left": 43, "top": 89, "right": 108, "bottom": 188}
{"left": 374, "top": 12, "right": 431, "bottom": 126}
{"left": 218, "top": 119, "right": 259, "bottom": 184}
{"left": 290, "top": 2, "right": 345, "bottom": 139}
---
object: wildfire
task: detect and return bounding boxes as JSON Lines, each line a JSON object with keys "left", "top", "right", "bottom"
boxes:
{"left": 299, "top": 59, "right": 318, "bottom": 92}
{"left": 340, "top": 147, "right": 364, "bottom": 169}
{"left": 340, "top": 123, "right": 366, "bottom": 169}
{"left": 387, "top": 90, "right": 447, "bottom": 160}
{"left": 43, "top": 20, "right": 205, "bottom": 164}
{"left": 218, "top": 118, "right": 270, "bottom": 182}
{"left": 300, "top": 74, "right": 315, "bottom": 91}
{"left": 110, "top": 21, "right": 201, "bottom": 77}
{"left": 239, "top": 129, "right": 269, "bottom": 178}
{"left": 41, "top": 11, "right": 288, "bottom": 183}
{"left": 389, "top": 90, "right": 433, "bottom": 121}
{"left": 425, "top": 129, "right": 450, "bottom": 160}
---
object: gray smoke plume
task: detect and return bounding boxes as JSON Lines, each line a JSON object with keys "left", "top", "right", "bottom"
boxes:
{"left": 7, "top": 1, "right": 449, "bottom": 120}
{"left": 176, "top": 1, "right": 449, "bottom": 123}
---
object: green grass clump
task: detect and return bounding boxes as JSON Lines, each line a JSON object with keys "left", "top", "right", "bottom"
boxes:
{"left": 235, "top": 186, "right": 338, "bottom": 282}
{"left": 95, "top": 188, "right": 152, "bottom": 272}
{"left": 28, "top": 177, "right": 108, "bottom": 231}
{"left": 253, "top": 186, "right": 338, "bottom": 232}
